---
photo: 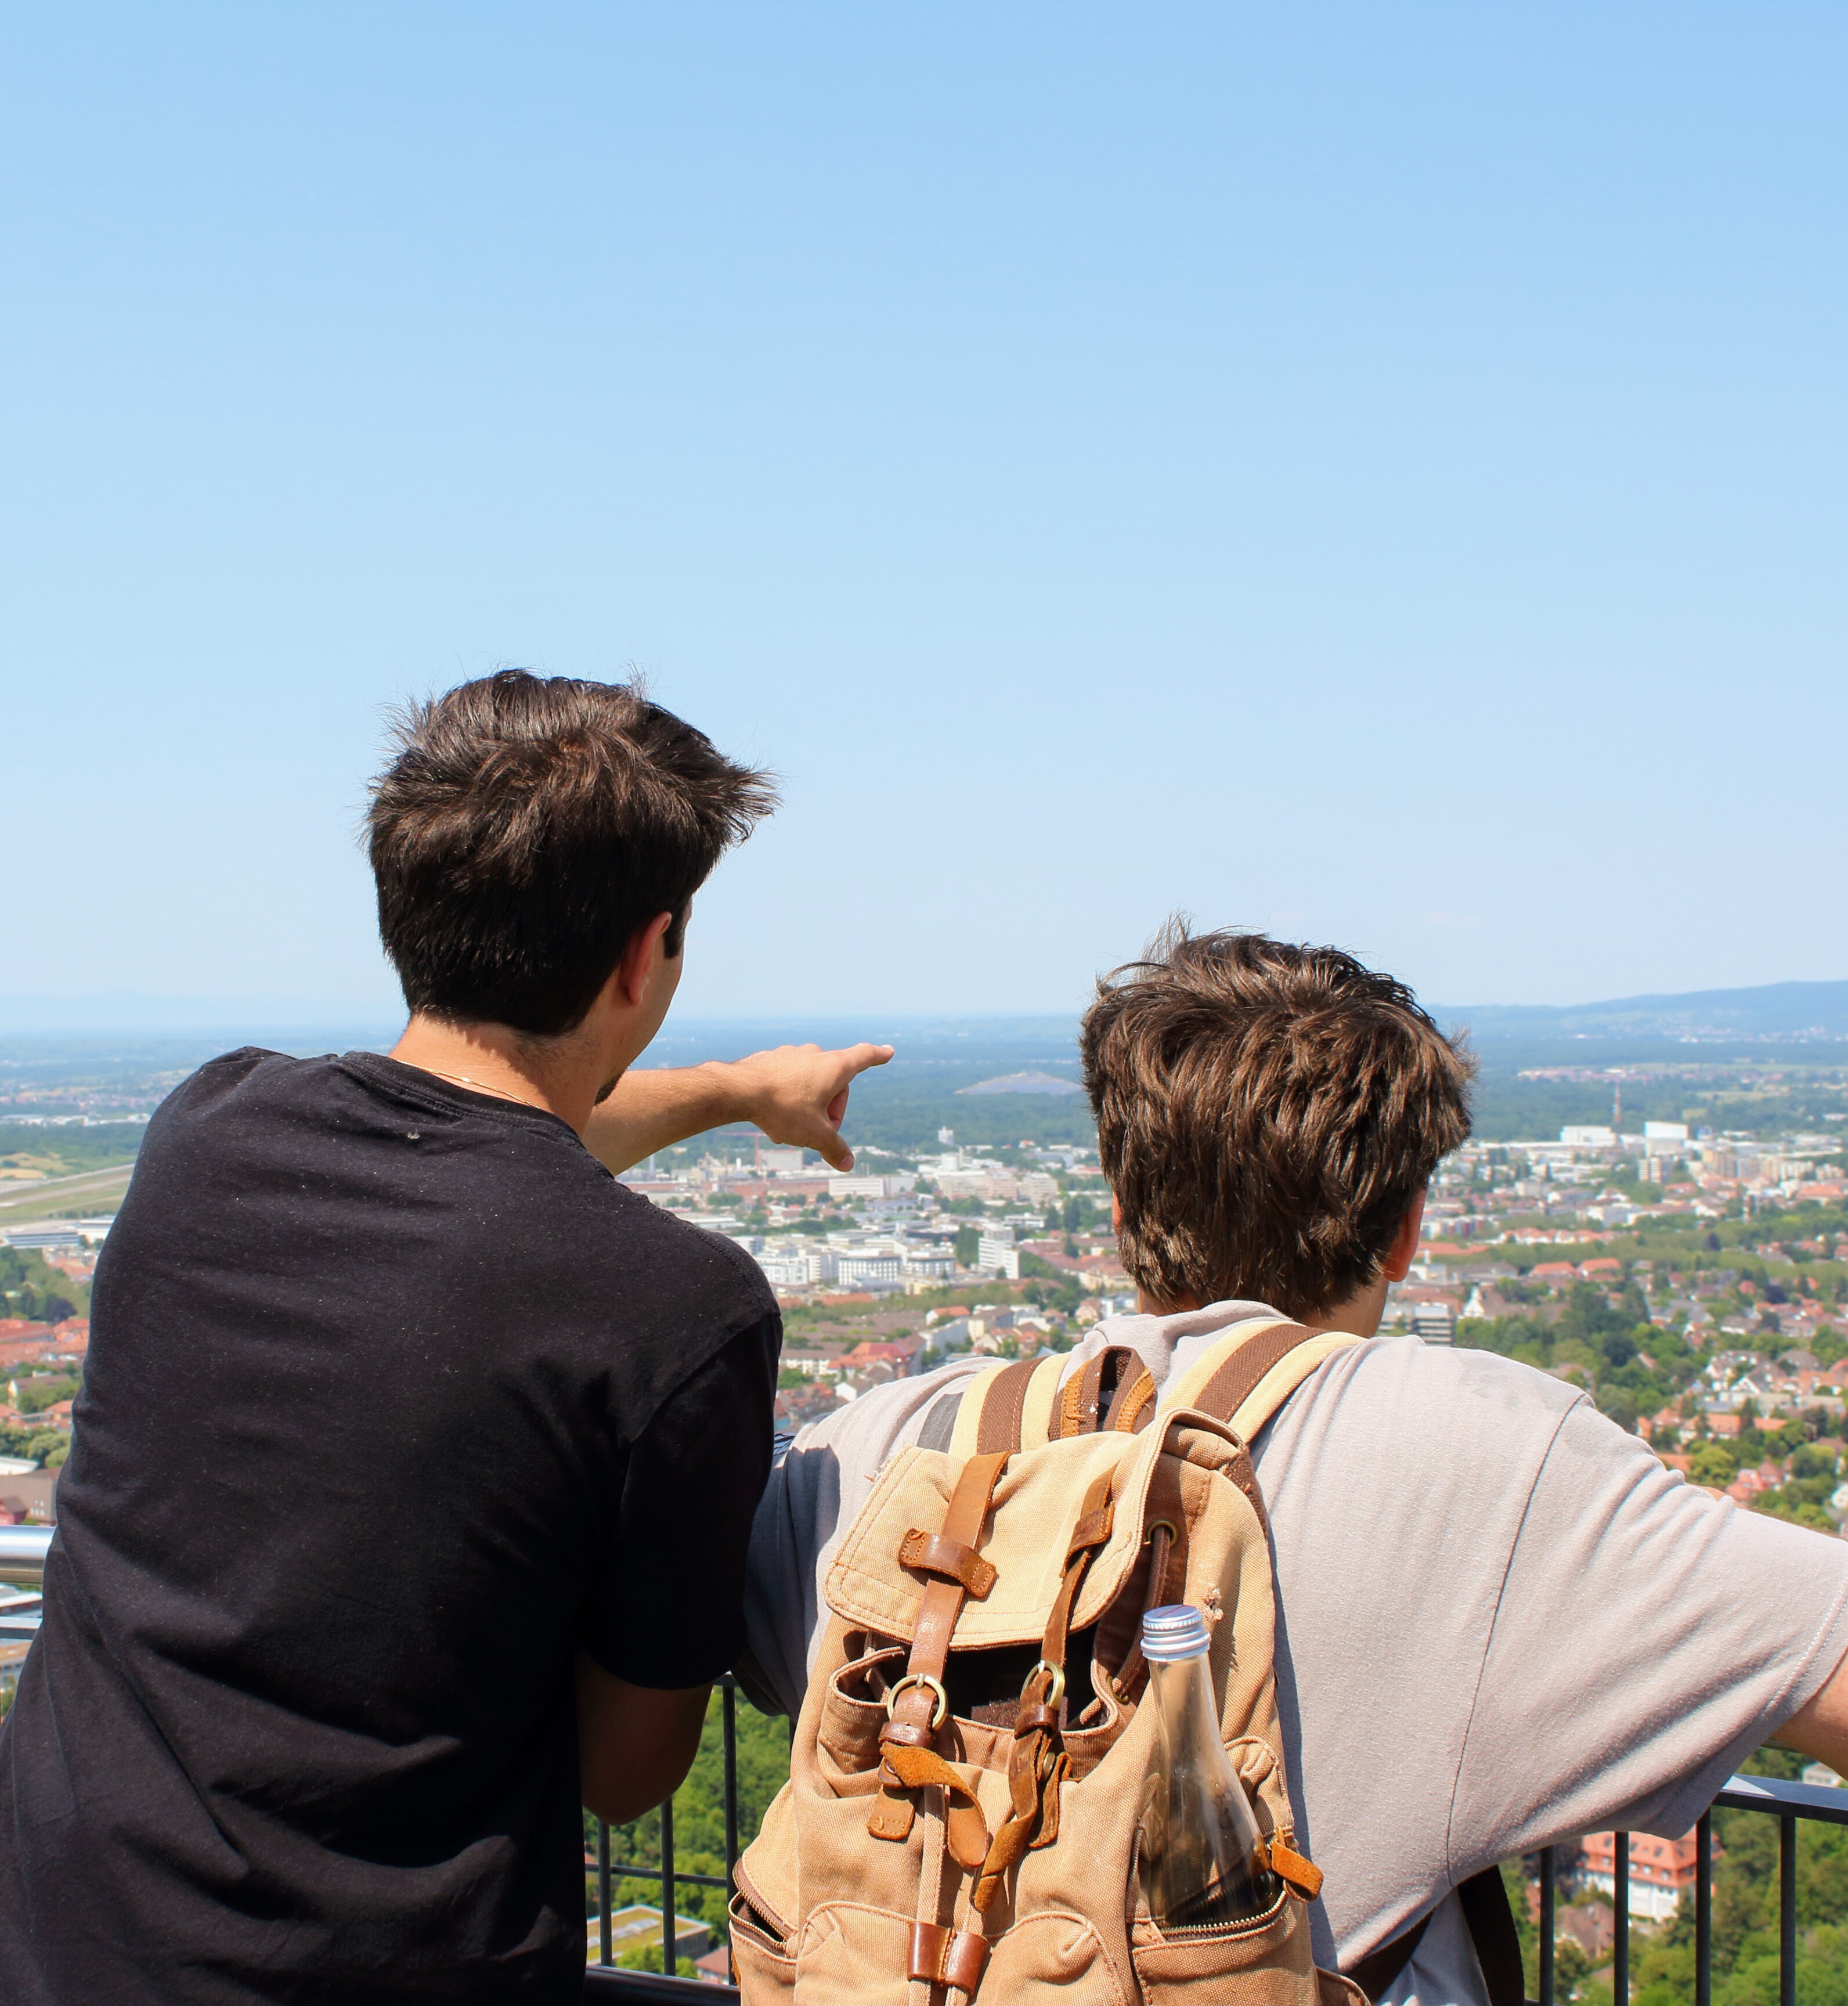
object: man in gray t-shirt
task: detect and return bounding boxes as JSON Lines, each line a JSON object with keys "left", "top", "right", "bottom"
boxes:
{"left": 741, "top": 930, "right": 1848, "bottom": 2006}
{"left": 746, "top": 1306, "right": 1848, "bottom": 2006}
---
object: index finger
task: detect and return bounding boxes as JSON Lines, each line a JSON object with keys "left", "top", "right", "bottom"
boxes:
{"left": 831, "top": 1042, "right": 894, "bottom": 1083}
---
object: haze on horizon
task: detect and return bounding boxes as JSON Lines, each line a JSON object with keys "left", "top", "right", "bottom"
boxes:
{"left": 5, "top": 3, "right": 1844, "bottom": 1027}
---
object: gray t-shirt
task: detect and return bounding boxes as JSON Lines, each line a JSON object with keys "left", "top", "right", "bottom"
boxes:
{"left": 743, "top": 1304, "right": 1848, "bottom": 2006}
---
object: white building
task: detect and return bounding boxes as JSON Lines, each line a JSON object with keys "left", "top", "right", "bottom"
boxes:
{"left": 977, "top": 1228, "right": 1020, "bottom": 1280}
{"left": 835, "top": 1251, "right": 904, "bottom": 1287}
{"left": 828, "top": 1173, "right": 918, "bottom": 1200}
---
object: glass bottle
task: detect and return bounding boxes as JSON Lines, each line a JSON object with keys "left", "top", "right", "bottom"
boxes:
{"left": 1137, "top": 1603, "right": 1283, "bottom": 1931}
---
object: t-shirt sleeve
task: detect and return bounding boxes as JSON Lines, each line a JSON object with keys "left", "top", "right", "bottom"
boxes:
{"left": 580, "top": 1312, "right": 781, "bottom": 1690}
{"left": 1448, "top": 1399, "right": 1848, "bottom": 1873}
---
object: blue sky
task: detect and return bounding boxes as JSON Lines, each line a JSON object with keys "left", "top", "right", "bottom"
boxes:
{"left": 6, "top": 3, "right": 1844, "bottom": 1030}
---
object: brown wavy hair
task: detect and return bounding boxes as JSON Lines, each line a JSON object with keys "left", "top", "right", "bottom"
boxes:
{"left": 1081, "top": 924, "right": 1474, "bottom": 1319}
{"left": 368, "top": 670, "right": 777, "bottom": 1036}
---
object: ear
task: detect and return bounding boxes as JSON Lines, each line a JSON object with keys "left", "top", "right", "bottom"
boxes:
{"left": 612, "top": 912, "right": 676, "bottom": 1008}
{"left": 1381, "top": 1189, "right": 1427, "bottom": 1283}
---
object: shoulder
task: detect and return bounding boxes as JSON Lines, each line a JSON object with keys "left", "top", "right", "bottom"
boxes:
{"left": 1253, "top": 1335, "right": 1589, "bottom": 1515}
{"left": 1302, "top": 1332, "right": 1586, "bottom": 1428}
{"left": 616, "top": 1208, "right": 779, "bottom": 1325}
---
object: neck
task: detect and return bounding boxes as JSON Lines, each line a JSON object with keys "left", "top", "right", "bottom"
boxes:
{"left": 1134, "top": 1276, "right": 1389, "bottom": 1338}
{"left": 390, "top": 1014, "right": 612, "bottom": 1136}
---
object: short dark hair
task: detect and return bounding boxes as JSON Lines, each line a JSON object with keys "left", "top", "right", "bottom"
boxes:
{"left": 367, "top": 671, "right": 776, "bottom": 1036}
{"left": 1080, "top": 924, "right": 1474, "bottom": 1319}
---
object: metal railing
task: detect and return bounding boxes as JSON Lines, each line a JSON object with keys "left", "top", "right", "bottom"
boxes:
{"left": 8, "top": 1525, "right": 1842, "bottom": 2005}
{"left": 0, "top": 1525, "right": 48, "bottom": 1643}
{"left": 1529, "top": 1771, "right": 1848, "bottom": 2006}
{"left": 584, "top": 1672, "right": 746, "bottom": 2000}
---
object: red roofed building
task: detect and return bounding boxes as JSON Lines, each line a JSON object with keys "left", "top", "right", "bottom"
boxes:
{"left": 1579, "top": 1829, "right": 1706, "bottom": 1918}
{"left": 1530, "top": 1262, "right": 1579, "bottom": 1280}
{"left": 840, "top": 1339, "right": 922, "bottom": 1376}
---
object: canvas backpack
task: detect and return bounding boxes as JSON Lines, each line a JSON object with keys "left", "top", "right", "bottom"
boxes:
{"left": 729, "top": 1316, "right": 1406, "bottom": 2005}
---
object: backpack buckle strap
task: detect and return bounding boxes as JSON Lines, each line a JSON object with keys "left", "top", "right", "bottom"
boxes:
{"left": 971, "top": 1466, "right": 1118, "bottom": 1914}
{"left": 909, "top": 1921, "right": 990, "bottom": 1993}
{"left": 867, "top": 1450, "right": 1009, "bottom": 1849}
{"left": 1265, "top": 1838, "right": 1323, "bottom": 1901}
{"left": 1067, "top": 1498, "right": 1114, "bottom": 1556}
{"left": 898, "top": 1528, "right": 998, "bottom": 1599}
{"left": 877, "top": 1745, "right": 991, "bottom": 1871}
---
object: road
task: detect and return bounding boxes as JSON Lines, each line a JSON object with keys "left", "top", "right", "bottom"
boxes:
{"left": 0, "top": 1163, "right": 136, "bottom": 1222}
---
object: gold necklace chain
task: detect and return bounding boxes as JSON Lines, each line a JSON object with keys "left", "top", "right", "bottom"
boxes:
{"left": 416, "top": 1063, "right": 548, "bottom": 1113}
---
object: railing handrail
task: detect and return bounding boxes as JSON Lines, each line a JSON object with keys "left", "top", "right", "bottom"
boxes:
{"left": 1715, "top": 1769, "right": 1848, "bottom": 1825}
{"left": 0, "top": 1526, "right": 53, "bottom": 1588}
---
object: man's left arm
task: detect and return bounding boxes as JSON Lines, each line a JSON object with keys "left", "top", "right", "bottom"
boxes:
{"left": 578, "top": 1315, "right": 781, "bottom": 1817}
{"left": 583, "top": 1042, "right": 893, "bottom": 1175}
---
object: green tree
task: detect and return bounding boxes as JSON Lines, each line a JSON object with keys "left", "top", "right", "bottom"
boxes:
{"left": 1689, "top": 1441, "right": 1739, "bottom": 1487}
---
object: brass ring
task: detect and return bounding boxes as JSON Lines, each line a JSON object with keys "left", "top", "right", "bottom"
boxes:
{"left": 884, "top": 1672, "right": 949, "bottom": 1729}
{"left": 1028, "top": 1659, "right": 1067, "bottom": 1709}
{"left": 1145, "top": 1518, "right": 1178, "bottom": 1545}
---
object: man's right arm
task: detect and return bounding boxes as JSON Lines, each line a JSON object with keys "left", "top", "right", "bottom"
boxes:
{"left": 583, "top": 1042, "right": 893, "bottom": 1175}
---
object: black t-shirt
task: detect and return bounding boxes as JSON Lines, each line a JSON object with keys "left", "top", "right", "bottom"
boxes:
{"left": 0, "top": 1049, "right": 780, "bottom": 2005}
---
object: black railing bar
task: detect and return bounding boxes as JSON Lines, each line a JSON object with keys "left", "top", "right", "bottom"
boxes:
{"left": 1779, "top": 1815, "right": 1796, "bottom": 2006}
{"left": 722, "top": 1678, "right": 739, "bottom": 1987}
{"left": 595, "top": 1865, "right": 731, "bottom": 1892}
{"left": 1538, "top": 1845, "right": 1554, "bottom": 2006}
{"left": 1614, "top": 1830, "right": 1629, "bottom": 2006}
{"left": 598, "top": 1823, "right": 612, "bottom": 1967}
{"left": 1715, "top": 1774, "right": 1848, "bottom": 1827}
{"left": 583, "top": 1968, "right": 735, "bottom": 2002}
{"left": 1696, "top": 1810, "right": 1712, "bottom": 2006}
{"left": 660, "top": 1794, "right": 675, "bottom": 1979}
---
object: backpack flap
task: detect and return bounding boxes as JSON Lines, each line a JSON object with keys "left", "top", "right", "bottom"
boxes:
{"left": 824, "top": 1426, "right": 1155, "bottom": 1649}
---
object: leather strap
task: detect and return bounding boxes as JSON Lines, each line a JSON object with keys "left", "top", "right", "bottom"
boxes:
{"left": 1190, "top": 1321, "right": 1316, "bottom": 1428}
{"left": 972, "top": 1468, "right": 1117, "bottom": 1913}
{"left": 1345, "top": 1868, "right": 1528, "bottom": 2006}
{"left": 1017, "top": 1354, "right": 1066, "bottom": 1449}
{"left": 902, "top": 1452, "right": 1009, "bottom": 1687}
{"left": 898, "top": 1528, "right": 997, "bottom": 1599}
{"left": 1267, "top": 1839, "right": 1323, "bottom": 1902}
{"left": 909, "top": 1921, "right": 990, "bottom": 1994}
{"left": 1056, "top": 1344, "right": 1138, "bottom": 1437}
{"left": 1105, "top": 1365, "right": 1157, "bottom": 1433}
{"left": 976, "top": 1358, "right": 1038, "bottom": 1454}
{"left": 1041, "top": 1471, "right": 1115, "bottom": 1675}
{"left": 870, "top": 1451, "right": 1009, "bottom": 1847}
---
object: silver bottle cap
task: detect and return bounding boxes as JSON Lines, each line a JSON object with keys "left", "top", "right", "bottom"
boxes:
{"left": 1140, "top": 1603, "right": 1212, "bottom": 1662}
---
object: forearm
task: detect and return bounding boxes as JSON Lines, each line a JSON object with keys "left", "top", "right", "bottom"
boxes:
{"left": 1771, "top": 1642, "right": 1848, "bottom": 1776}
{"left": 583, "top": 1040, "right": 894, "bottom": 1176}
{"left": 583, "top": 1063, "right": 746, "bottom": 1175}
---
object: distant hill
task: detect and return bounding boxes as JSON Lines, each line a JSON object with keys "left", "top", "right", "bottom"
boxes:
{"left": 957, "top": 1071, "right": 1084, "bottom": 1097}
{"left": 1439, "top": 980, "right": 1848, "bottom": 1044}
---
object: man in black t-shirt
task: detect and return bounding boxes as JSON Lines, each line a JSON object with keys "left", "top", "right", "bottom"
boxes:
{"left": 0, "top": 674, "right": 888, "bottom": 2004}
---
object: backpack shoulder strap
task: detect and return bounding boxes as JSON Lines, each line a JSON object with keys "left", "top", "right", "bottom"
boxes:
{"left": 1016, "top": 1353, "right": 1067, "bottom": 1448}
{"left": 1346, "top": 1868, "right": 1529, "bottom": 2006}
{"left": 946, "top": 1345, "right": 1153, "bottom": 1457}
{"left": 1164, "top": 1317, "right": 1362, "bottom": 1440}
{"left": 947, "top": 1356, "right": 1039, "bottom": 1459}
